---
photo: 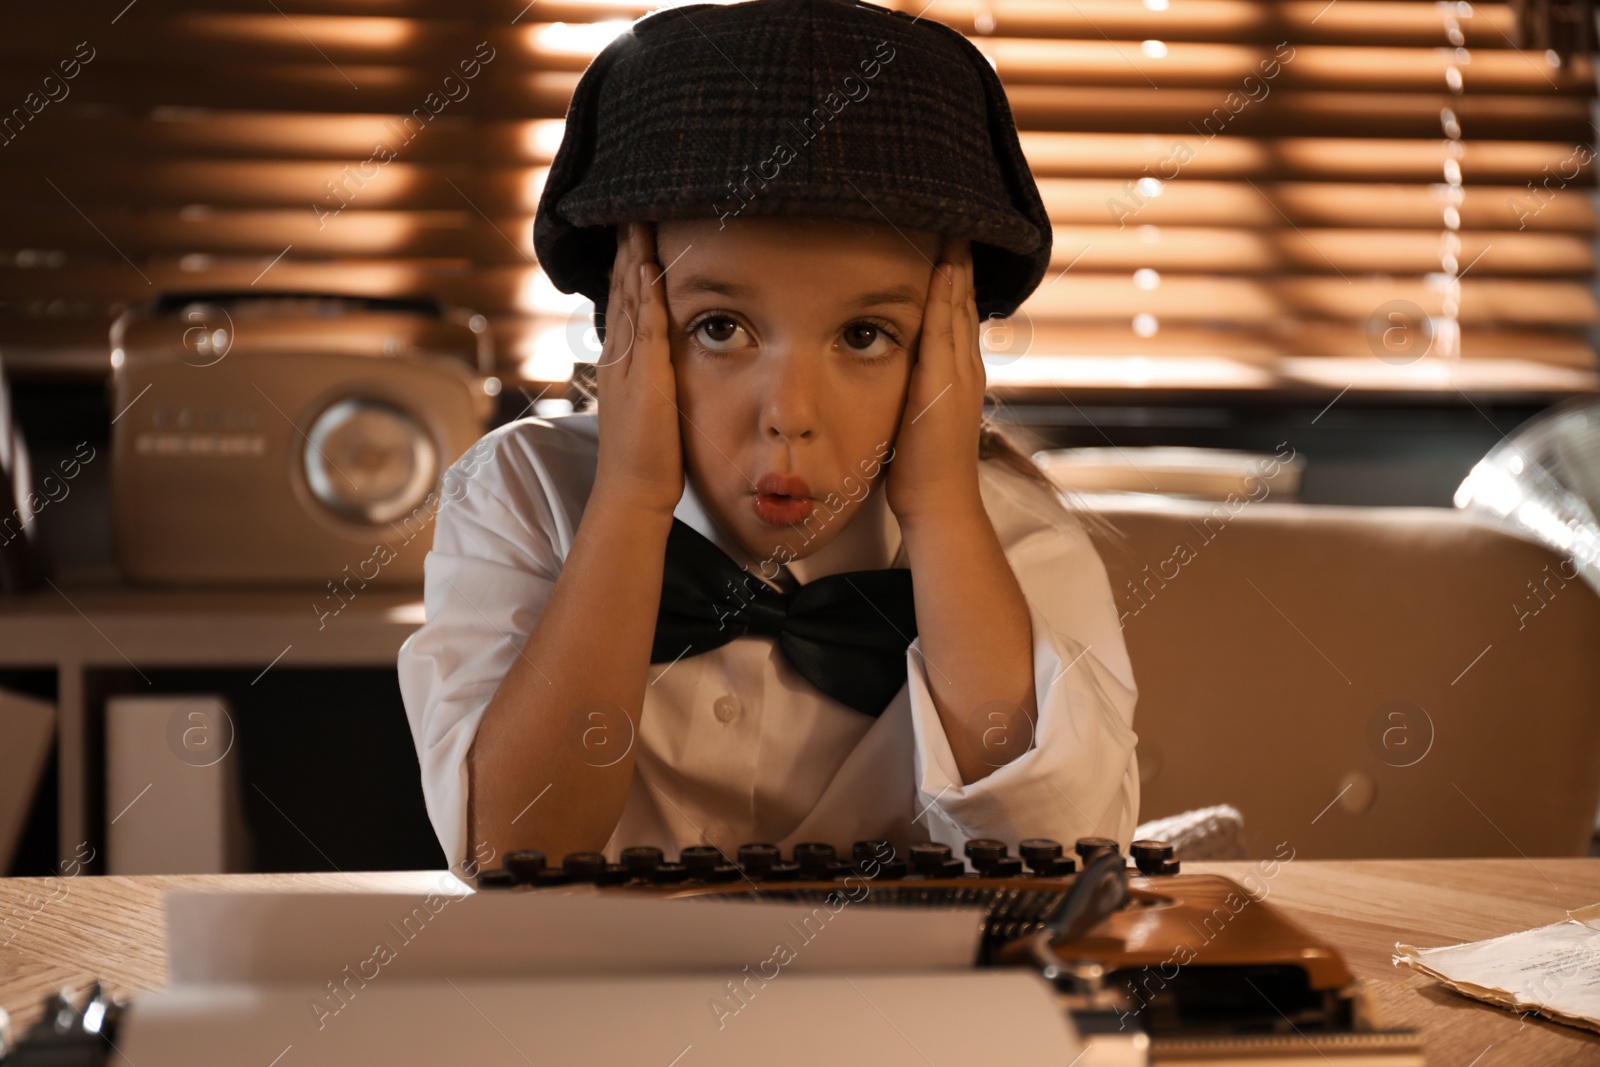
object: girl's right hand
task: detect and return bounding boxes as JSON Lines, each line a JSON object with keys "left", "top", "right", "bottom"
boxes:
{"left": 592, "top": 220, "right": 684, "bottom": 518}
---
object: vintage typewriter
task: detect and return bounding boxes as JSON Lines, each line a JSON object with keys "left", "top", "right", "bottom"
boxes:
{"left": 466, "top": 836, "right": 1395, "bottom": 1049}
{"left": 1, "top": 837, "right": 1420, "bottom": 1065}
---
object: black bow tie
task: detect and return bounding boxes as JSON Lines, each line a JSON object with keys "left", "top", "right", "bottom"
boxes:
{"left": 650, "top": 518, "right": 918, "bottom": 717}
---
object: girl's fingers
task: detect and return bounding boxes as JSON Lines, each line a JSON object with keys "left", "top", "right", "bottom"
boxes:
{"left": 611, "top": 223, "right": 641, "bottom": 374}
{"left": 628, "top": 223, "right": 662, "bottom": 376}
{"left": 951, "top": 260, "right": 969, "bottom": 382}
{"left": 614, "top": 221, "right": 636, "bottom": 308}
{"left": 960, "top": 243, "right": 980, "bottom": 374}
{"left": 920, "top": 252, "right": 955, "bottom": 375}
{"left": 633, "top": 267, "right": 659, "bottom": 347}
{"left": 600, "top": 222, "right": 627, "bottom": 373}
{"left": 946, "top": 240, "right": 974, "bottom": 377}
{"left": 636, "top": 261, "right": 666, "bottom": 369}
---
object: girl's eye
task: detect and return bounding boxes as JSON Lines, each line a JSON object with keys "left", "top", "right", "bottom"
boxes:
{"left": 684, "top": 314, "right": 904, "bottom": 363}
{"left": 840, "top": 320, "right": 903, "bottom": 363}
{"left": 689, "top": 315, "right": 751, "bottom": 353}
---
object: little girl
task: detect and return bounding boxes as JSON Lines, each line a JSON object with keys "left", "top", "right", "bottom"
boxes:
{"left": 398, "top": 0, "right": 1140, "bottom": 883}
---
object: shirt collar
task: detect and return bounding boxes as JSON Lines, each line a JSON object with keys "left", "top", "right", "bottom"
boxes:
{"left": 671, "top": 476, "right": 906, "bottom": 591}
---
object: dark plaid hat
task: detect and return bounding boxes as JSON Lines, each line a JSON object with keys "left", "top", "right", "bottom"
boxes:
{"left": 532, "top": 0, "right": 1053, "bottom": 327}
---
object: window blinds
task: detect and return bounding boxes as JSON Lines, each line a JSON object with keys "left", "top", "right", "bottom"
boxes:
{"left": 0, "top": 0, "right": 1593, "bottom": 397}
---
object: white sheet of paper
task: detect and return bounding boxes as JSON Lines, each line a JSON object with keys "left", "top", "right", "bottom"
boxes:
{"left": 140, "top": 884, "right": 1081, "bottom": 1067}
{"left": 1394, "top": 901, "right": 1600, "bottom": 1034}
{"left": 164, "top": 882, "right": 985, "bottom": 985}
{"left": 111, "top": 971, "right": 1080, "bottom": 1067}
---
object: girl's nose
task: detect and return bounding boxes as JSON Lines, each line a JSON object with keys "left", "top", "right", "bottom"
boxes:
{"left": 761, "top": 349, "right": 819, "bottom": 442}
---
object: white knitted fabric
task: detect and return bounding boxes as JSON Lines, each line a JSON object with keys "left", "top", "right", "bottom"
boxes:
{"left": 1133, "top": 804, "right": 1246, "bottom": 861}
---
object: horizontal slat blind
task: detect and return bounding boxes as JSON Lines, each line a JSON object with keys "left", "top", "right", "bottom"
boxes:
{"left": 0, "top": 0, "right": 1594, "bottom": 396}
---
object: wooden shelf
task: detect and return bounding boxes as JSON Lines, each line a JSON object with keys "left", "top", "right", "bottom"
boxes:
{"left": 0, "top": 576, "right": 425, "bottom": 868}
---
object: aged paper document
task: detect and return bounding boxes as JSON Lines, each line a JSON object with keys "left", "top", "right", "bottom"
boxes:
{"left": 1395, "top": 902, "right": 1600, "bottom": 1034}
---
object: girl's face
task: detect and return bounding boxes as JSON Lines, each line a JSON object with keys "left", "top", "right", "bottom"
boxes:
{"left": 654, "top": 215, "right": 942, "bottom": 568}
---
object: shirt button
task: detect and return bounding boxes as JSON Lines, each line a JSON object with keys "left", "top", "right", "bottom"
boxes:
{"left": 713, "top": 694, "right": 743, "bottom": 724}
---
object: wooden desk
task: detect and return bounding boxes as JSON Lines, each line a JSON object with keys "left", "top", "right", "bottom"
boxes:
{"left": 3, "top": 860, "right": 1599, "bottom": 1064}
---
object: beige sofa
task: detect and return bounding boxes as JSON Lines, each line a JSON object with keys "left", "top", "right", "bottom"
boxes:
{"left": 1081, "top": 495, "right": 1600, "bottom": 859}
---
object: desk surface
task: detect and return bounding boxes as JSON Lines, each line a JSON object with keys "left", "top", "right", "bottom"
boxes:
{"left": 3, "top": 860, "right": 1599, "bottom": 1064}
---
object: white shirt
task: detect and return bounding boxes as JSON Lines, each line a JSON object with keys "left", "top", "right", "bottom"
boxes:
{"left": 397, "top": 411, "right": 1140, "bottom": 878}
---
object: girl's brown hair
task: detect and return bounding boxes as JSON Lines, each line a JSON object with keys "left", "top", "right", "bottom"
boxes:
{"left": 976, "top": 394, "right": 1127, "bottom": 547}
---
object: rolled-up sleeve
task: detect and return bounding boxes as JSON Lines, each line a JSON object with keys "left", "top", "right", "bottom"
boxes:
{"left": 397, "top": 444, "right": 564, "bottom": 879}
{"left": 904, "top": 494, "right": 1141, "bottom": 854}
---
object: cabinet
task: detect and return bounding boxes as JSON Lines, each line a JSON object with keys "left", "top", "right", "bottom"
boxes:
{"left": 0, "top": 582, "right": 425, "bottom": 870}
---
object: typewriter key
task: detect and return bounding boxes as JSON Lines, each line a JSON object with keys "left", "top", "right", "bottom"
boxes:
{"left": 706, "top": 863, "right": 744, "bottom": 883}
{"left": 737, "top": 843, "right": 782, "bottom": 873}
{"left": 1019, "top": 839, "right": 1065, "bottom": 871}
{"left": 871, "top": 858, "right": 910, "bottom": 880}
{"left": 1075, "top": 836, "right": 1121, "bottom": 863}
{"left": 964, "top": 838, "right": 1009, "bottom": 869}
{"left": 762, "top": 860, "right": 802, "bottom": 882}
{"left": 504, "top": 849, "right": 546, "bottom": 882}
{"left": 793, "top": 842, "right": 836, "bottom": 877}
{"left": 1024, "top": 844, "right": 1062, "bottom": 870}
{"left": 985, "top": 856, "right": 1025, "bottom": 878}
{"left": 680, "top": 845, "right": 724, "bottom": 873}
{"left": 476, "top": 868, "right": 518, "bottom": 890}
{"left": 909, "top": 841, "right": 953, "bottom": 872}
{"left": 850, "top": 841, "right": 905, "bottom": 879}
{"left": 649, "top": 862, "right": 689, "bottom": 884}
{"left": 909, "top": 842, "right": 966, "bottom": 878}
{"left": 852, "top": 840, "right": 894, "bottom": 865}
{"left": 1034, "top": 856, "right": 1077, "bottom": 877}
{"left": 621, "top": 845, "right": 665, "bottom": 877}
{"left": 562, "top": 851, "right": 607, "bottom": 881}
{"left": 1131, "top": 839, "right": 1180, "bottom": 876}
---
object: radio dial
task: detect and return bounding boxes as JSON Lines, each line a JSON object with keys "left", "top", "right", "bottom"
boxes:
{"left": 303, "top": 398, "right": 438, "bottom": 525}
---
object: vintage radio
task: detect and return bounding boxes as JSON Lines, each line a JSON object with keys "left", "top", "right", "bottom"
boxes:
{"left": 108, "top": 292, "right": 500, "bottom": 586}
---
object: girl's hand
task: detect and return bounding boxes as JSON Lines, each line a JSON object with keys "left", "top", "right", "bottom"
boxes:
{"left": 884, "top": 234, "right": 987, "bottom": 530}
{"left": 591, "top": 220, "right": 684, "bottom": 518}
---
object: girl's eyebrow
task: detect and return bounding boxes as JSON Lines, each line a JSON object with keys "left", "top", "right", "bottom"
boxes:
{"left": 673, "top": 273, "right": 926, "bottom": 312}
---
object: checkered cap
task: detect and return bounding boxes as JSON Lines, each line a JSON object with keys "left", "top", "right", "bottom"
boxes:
{"left": 533, "top": 0, "right": 1052, "bottom": 326}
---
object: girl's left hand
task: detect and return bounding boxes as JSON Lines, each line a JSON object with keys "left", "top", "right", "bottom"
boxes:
{"left": 884, "top": 234, "right": 987, "bottom": 529}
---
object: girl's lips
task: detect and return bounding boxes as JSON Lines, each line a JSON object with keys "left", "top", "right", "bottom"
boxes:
{"left": 753, "top": 492, "right": 814, "bottom": 525}
{"left": 752, "top": 473, "right": 814, "bottom": 525}
{"left": 756, "top": 473, "right": 811, "bottom": 498}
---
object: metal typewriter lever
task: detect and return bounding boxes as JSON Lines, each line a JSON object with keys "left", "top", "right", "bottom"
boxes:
{"left": 1040, "top": 849, "right": 1130, "bottom": 941}
{"left": 1009, "top": 851, "right": 1136, "bottom": 1004}
{"left": 0, "top": 982, "right": 122, "bottom": 1067}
